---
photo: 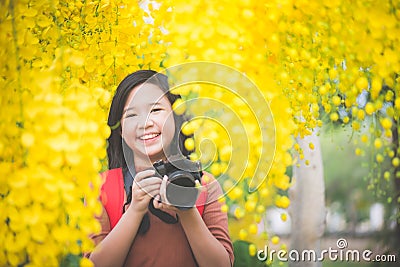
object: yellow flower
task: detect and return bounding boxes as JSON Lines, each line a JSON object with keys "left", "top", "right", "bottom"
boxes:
{"left": 245, "top": 200, "right": 257, "bottom": 212}
{"left": 352, "top": 121, "right": 361, "bottom": 131}
{"left": 184, "top": 138, "right": 195, "bottom": 151}
{"left": 21, "top": 132, "right": 35, "bottom": 147}
{"left": 248, "top": 244, "right": 257, "bottom": 256}
{"left": 80, "top": 257, "right": 94, "bottom": 267}
{"left": 239, "top": 229, "right": 248, "bottom": 240}
{"left": 275, "top": 195, "right": 290, "bottom": 209}
{"left": 381, "top": 118, "right": 392, "bottom": 130}
{"left": 392, "top": 157, "right": 400, "bottom": 167}
{"left": 332, "top": 95, "right": 341, "bottom": 106}
{"left": 221, "top": 204, "right": 229, "bottom": 213}
{"left": 384, "top": 171, "right": 391, "bottom": 181}
{"left": 330, "top": 112, "right": 339, "bottom": 122}
{"left": 271, "top": 236, "right": 280, "bottom": 245}
{"left": 309, "top": 142, "right": 315, "bottom": 150}
{"left": 361, "top": 134, "right": 368, "bottom": 143}
{"left": 318, "top": 85, "right": 328, "bottom": 95}
{"left": 249, "top": 224, "right": 258, "bottom": 235}
{"left": 259, "top": 188, "right": 270, "bottom": 198}
{"left": 210, "top": 162, "right": 222, "bottom": 176}
{"left": 228, "top": 187, "right": 243, "bottom": 201}
{"left": 356, "top": 76, "right": 368, "bottom": 90}
{"left": 189, "top": 152, "right": 200, "bottom": 161}
{"left": 234, "top": 207, "right": 245, "bottom": 219}
{"left": 172, "top": 98, "right": 186, "bottom": 115}
{"left": 357, "top": 110, "right": 365, "bottom": 120}
{"left": 256, "top": 204, "right": 265, "bottom": 214}
{"left": 376, "top": 154, "right": 384, "bottom": 163}
{"left": 253, "top": 214, "right": 262, "bottom": 223}
{"left": 374, "top": 138, "right": 383, "bottom": 149}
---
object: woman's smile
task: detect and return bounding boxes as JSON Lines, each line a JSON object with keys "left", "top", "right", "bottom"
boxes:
{"left": 138, "top": 132, "right": 161, "bottom": 145}
{"left": 139, "top": 132, "right": 160, "bottom": 141}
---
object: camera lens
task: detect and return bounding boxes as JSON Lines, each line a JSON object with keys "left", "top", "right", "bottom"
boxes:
{"left": 166, "top": 171, "right": 198, "bottom": 209}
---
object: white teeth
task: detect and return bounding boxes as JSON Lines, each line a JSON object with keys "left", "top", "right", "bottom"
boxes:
{"left": 139, "top": 133, "right": 159, "bottom": 140}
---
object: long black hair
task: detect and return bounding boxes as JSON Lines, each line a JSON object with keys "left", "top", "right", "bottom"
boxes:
{"left": 106, "top": 70, "right": 192, "bottom": 170}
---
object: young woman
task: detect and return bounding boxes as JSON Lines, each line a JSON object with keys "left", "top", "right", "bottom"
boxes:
{"left": 89, "top": 70, "right": 234, "bottom": 267}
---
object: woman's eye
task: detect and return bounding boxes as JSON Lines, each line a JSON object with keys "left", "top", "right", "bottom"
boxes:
{"left": 151, "top": 108, "right": 162, "bottom": 113}
{"left": 125, "top": 113, "right": 137, "bottom": 118}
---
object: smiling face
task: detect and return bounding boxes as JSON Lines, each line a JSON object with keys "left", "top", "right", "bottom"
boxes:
{"left": 121, "top": 83, "right": 176, "bottom": 164}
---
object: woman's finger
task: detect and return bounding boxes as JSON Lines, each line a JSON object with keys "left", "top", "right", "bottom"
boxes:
{"left": 136, "top": 177, "right": 162, "bottom": 187}
{"left": 133, "top": 182, "right": 160, "bottom": 198}
{"left": 145, "top": 188, "right": 161, "bottom": 199}
{"left": 136, "top": 183, "right": 160, "bottom": 195}
{"left": 134, "top": 177, "right": 161, "bottom": 195}
{"left": 132, "top": 186, "right": 147, "bottom": 198}
{"left": 159, "top": 175, "right": 168, "bottom": 205}
{"left": 153, "top": 194, "right": 162, "bottom": 209}
{"left": 134, "top": 169, "right": 156, "bottom": 182}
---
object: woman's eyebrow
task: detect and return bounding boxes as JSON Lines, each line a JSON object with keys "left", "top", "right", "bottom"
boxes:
{"left": 148, "top": 101, "right": 162, "bottom": 107}
{"left": 123, "top": 107, "right": 135, "bottom": 113}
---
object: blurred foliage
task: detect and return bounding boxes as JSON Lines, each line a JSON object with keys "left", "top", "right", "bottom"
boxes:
{"left": 233, "top": 240, "right": 266, "bottom": 267}
{"left": 321, "top": 121, "right": 396, "bottom": 227}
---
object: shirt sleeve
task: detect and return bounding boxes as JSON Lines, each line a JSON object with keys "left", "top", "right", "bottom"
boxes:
{"left": 202, "top": 173, "right": 235, "bottom": 266}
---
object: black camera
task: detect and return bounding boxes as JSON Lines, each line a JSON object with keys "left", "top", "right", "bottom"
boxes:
{"left": 153, "top": 155, "right": 203, "bottom": 210}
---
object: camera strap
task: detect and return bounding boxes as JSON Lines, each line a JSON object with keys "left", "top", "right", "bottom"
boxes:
{"left": 122, "top": 166, "right": 134, "bottom": 201}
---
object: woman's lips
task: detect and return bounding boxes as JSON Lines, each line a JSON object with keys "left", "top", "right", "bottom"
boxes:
{"left": 138, "top": 133, "right": 161, "bottom": 144}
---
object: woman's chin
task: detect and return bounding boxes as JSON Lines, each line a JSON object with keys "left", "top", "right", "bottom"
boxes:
{"left": 142, "top": 148, "right": 165, "bottom": 162}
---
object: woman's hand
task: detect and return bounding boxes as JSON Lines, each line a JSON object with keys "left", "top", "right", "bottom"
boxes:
{"left": 153, "top": 175, "right": 202, "bottom": 214}
{"left": 128, "top": 169, "right": 162, "bottom": 215}
{"left": 153, "top": 175, "right": 180, "bottom": 213}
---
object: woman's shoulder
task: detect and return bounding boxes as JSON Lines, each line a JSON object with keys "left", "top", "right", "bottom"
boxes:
{"left": 201, "top": 171, "right": 224, "bottom": 203}
{"left": 100, "top": 168, "right": 123, "bottom": 182}
{"left": 100, "top": 167, "right": 123, "bottom": 176}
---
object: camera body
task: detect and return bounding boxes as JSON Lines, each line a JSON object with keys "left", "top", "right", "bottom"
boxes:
{"left": 153, "top": 155, "right": 203, "bottom": 210}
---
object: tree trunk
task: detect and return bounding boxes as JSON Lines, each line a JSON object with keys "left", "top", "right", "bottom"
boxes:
{"left": 391, "top": 118, "right": 400, "bottom": 252}
{"left": 289, "top": 132, "right": 326, "bottom": 267}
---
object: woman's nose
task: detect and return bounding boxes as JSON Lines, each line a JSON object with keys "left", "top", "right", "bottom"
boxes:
{"left": 138, "top": 116, "right": 154, "bottom": 128}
